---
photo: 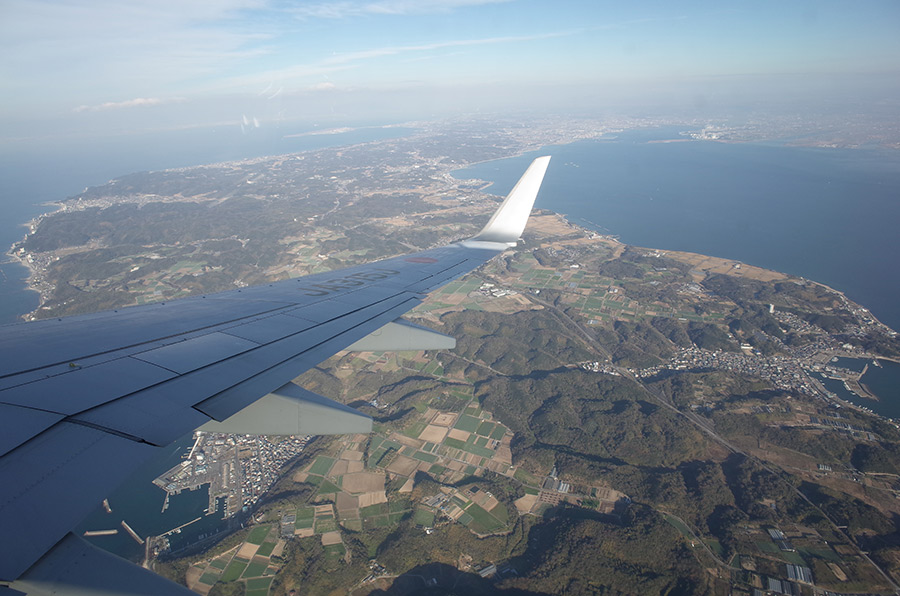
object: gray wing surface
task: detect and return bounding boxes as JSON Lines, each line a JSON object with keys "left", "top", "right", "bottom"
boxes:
{"left": 0, "top": 156, "right": 550, "bottom": 593}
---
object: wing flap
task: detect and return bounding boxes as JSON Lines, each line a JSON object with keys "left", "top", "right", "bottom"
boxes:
{"left": 69, "top": 293, "right": 419, "bottom": 444}
{"left": 347, "top": 319, "right": 455, "bottom": 351}
{"left": 195, "top": 296, "right": 422, "bottom": 421}
{"left": 199, "top": 382, "right": 372, "bottom": 436}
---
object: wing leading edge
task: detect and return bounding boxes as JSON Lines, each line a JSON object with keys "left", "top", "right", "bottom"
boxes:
{"left": 0, "top": 156, "right": 550, "bottom": 593}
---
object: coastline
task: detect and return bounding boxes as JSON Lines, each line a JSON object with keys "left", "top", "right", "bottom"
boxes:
{"left": 5, "top": 202, "right": 67, "bottom": 321}
{"left": 10, "top": 139, "right": 900, "bottom": 344}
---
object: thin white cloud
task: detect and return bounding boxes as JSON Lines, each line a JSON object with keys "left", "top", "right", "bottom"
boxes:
{"left": 214, "top": 29, "right": 573, "bottom": 92}
{"left": 292, "top": 0, "right": 512, "bottom": 19}
{"left": 321, "top": 31, "right": 573, "bottom": 65}
{"left": 73, "top": 97, "right": 179, "bottom": 113}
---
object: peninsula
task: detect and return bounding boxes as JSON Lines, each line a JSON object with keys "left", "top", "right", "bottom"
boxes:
{"left": 9, "top": 118, "right": 900, "bottom": 595}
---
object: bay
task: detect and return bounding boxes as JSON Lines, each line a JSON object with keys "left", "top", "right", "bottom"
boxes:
{"left": 817, "top": 360, "right": 900, "bottom": 420}
{"left": 73, "top": 433, "right": 228, "bottom": 562}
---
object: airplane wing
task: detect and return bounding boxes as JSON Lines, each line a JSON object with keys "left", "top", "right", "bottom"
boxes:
{"left": 0, "top": 156, "right": 550, "bottom": 595}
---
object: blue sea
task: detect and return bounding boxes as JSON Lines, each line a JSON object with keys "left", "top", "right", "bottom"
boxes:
{"left": 73, "top": 434, "right": 227, "bottom": 562}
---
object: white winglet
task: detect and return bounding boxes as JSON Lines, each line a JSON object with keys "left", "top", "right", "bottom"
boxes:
{"left": 469, "top": 155, "right": 551, "bottom": 246}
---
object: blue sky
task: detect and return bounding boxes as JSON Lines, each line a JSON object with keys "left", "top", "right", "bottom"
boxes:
{"left": 2, "top": 0, "right": 899, "bottom": 140}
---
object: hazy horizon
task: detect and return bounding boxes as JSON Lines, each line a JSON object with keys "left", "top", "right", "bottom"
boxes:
{"left": 2, "top": 1, "right": 899, "bottom": 148}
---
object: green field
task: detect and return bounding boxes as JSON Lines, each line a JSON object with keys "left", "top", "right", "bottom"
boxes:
{"left": 454, "top": 414, "right": 482, "bottom": 432}
{"left": 246, "top": 577, "right": 273, "bottom": 591}
{"left": 705, "top": 539, "right": 725, "bottom": 557}
{"left": 243, "top": 559, "right": 268, "bottom": 578}
{"left": 413, "top": 451, "right": 438, "bottom": 463}
{"left": 463, "top": 442, "right": 495, "bottom": 458}
{"left": 247, "top": 525, "right": 271, "bottom": 545}
{"left": 414, "top": 508, "right": 436, "bottom": 526}
{"left": 464, "top": 503, "right": 505, "bottom": 533}
{"left": 476, "top": 421, "right": 496, "bottom": 436}
{"left": 663, "top": 514, "right": 693, "bottom": 539}
{"left": 444, "top": 437, "right": 466, "bottom": 450}
{"left": 490, "top": 502, "right": 509, "bottom": 524}
{"left": 198, "top": 572, "right": 219, "bottom": 586}
{"left": 256, "top": 542, "right": 276, "bottom": 557}
{"left": 780, "top": 550, "right": 807, "bottom": 565}
{"left": 404, "top": 421, "right": 427, "bottom": 438}
{"left": 360, "top": 503, "right": 388, "bottom": 517}
{"left": 514, "top": 468, "right": 539, "bottom": 485}
{"left": 342, "top": 519, "right": 363, "bottom": 531}
{"left": 324, "top": 544, "right": 346, "bottom": 560}
{"left": 315, "top": 518, "right": 338, "bottom": 533}
{"left": 209, "top": 558, "right": 228, "bottom": 570}
{"left": 221, "top": 560, "right": 248, "bottom": 582}
{"left": 308, "top": 456, "right": 336, "bottom": 476}
{"left": 799, "top": 547, "right": 840, "bottom": 562}
{"left": 756, "top": 541, "right": 780, "bottom": 554}
{"left": 317, "top": 479, "right": 341, "bottom": 495}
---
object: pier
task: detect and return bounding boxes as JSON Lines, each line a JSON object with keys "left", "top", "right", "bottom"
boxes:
{"left": 83, "top": 529, "right": 118, "bottom": 537}
{"left": 120, "top": 520, "right": 143, "bottom": 545}
{"left": 163, "top": 516, "right": 201, "bottom": 537}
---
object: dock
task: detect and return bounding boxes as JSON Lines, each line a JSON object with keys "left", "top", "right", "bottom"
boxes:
{"left": 120, "top": 520, "right": 143, "bottom": 545}
{"left": 163, "top": 516, "right": 201, "bottom": 537}
{"left": 83, "top": 529, "right": 118, "bottom": 537}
